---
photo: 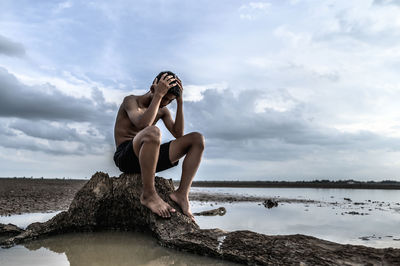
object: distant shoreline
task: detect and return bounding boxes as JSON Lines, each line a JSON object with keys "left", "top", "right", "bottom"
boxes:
{"left": 187, "top": 181, "right": 400, "bottom": 190}
{"left": 1, "top": 177, "right": 399, "bottom": 190}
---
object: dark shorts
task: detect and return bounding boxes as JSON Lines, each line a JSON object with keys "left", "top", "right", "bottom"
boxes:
{"left": 113, "top": 140, "right": 179, "bottom": 174}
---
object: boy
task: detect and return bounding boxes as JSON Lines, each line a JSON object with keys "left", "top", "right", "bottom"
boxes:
{"left": 113, "top": 71, "right": 204, "bottom": 221}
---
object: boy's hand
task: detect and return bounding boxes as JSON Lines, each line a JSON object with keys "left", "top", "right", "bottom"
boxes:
{"left": 176, "top": 76, "right": 183, "bottom": 102}
{"left": 154, "top": 73, "right": 177, "bottom": 97}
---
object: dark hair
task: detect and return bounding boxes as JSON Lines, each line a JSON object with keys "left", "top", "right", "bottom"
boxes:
{"left": 154, "top": 71, "right": 181, "bottom": 97}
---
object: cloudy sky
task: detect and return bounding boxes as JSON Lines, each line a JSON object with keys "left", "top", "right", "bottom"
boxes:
{"left": 1, "top": 0, "right": 400, "bottom": 181}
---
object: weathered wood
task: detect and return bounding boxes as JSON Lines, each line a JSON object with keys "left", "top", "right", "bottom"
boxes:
{"left": 0, "top": 223, "right": 25, "bottom": 244}
{"left": 193, "top": 207, "right": 226, "bottom": 216}
{"left": 1, "top": 172, "right": 400, "bottom": 265}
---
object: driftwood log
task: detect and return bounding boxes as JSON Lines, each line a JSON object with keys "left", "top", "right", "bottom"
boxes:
{"left": 1, "top": 172, "right": 400, "bottom": 265}
{"left": 193, "top": 207, "right": 227, "bottom": 216}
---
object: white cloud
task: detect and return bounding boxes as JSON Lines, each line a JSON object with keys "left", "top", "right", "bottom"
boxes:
{"left": 239, "top": 2, "right": 271, "bottom": 11}
{"left": 255, "top": 89, "right": 298, "bottom": 113}
{"left": 53, "top": 1, "right": 73, "bottom": 14}
{"left": 273, "top": 26, "right": 312, "bottom": 48}
{"left": 183, "top": 82, "right": 228, "bottom": 102}
{"left": 239, "top": 1, "right": 271, "bottom": 20}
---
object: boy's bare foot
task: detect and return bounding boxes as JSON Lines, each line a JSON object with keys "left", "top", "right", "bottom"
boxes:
{"left": 169, "top": 191, "right": 195, "bottom": 222}
{"left": 140, "top": 192, "right": 176, "bottom": 218}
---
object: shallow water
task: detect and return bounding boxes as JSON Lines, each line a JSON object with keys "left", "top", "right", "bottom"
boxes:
{"left": 0, "top": 231, "right": 237, "bottom": 266}
{"left": 191, "top": 187, "right": 400, "bottom": 203}
{"left": 192, "top": 201, "right": 400, "bottom": 248}
{"left": 1, "top": 187, "right": 399, "bottom": 265}
{"left": 0, "top": 211, "right": 62, "bottom": 229}
{"left": 191, "top": 187, "right": 400, "bottom": 248}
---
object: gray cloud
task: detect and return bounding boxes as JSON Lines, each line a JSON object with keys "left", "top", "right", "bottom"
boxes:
{"left": 0, "top": 67, "right": 117, "bottom": 155}
{"left": 0, "top": 123, "right": 87, "bottom": 156}
{"left": 9, "top": 119, "right": 82, "bottom": 142}
{"left": 0, "top": 67, "right": 117, "bottom": 122}
{"left": 0, "top": 121, "right": 17, "bottom": 137}
{"left": 0, "top": 35, "right": 26, "bottom": 57}
{"left": 183, "top": 88, "right": 400, "bottom": 161}
{"left": 0, "top": 140, "right": 87, "bottom": 156}
{"left": 373, "top": 0, "right": 400, "bottom": 6}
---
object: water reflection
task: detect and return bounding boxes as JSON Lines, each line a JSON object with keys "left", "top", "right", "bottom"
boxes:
{"left": 0, "top": 231, "right": 237, "bottom": 266}
{"left": 191, "top": 187, "right": 400, "bottom": 203}
{"left": 192, "top": 201, "right": 400, "bottom": 248}
{"left": 1, "top": 187, "right": 400, "bottom": 265}
{"left": 0, "top": 211, "right": 61, "bottom": 229}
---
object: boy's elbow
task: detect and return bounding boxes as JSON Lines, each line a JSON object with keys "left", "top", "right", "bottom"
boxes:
{"left": 140, "top": 123, "right": 152, "bottom": 130}
{"left": 174, "top": 131, "right": 184, "bottom": 138}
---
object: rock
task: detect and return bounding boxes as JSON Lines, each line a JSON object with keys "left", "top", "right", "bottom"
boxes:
{"left": 1, "top": 172, "right": 400, "bottom": 265}
{"left": 354, "top": 202, "right": 365, "bottom": 205}
{"left": 0, "top": 223, "right": 24, "bottom": 237}
{"left": 0, "top": 223, "right": 25, "bottom": 243}
{"left": 345, "top": 211, "right": 369, "bottom": 216}
{"left": 263, "top": 199, "right": 278, "bottom": 208}
{"left": 193, "top": 207, "right": 227, "bottom": 216}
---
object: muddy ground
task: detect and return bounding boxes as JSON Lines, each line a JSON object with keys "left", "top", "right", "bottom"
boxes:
{"left": 0, "top": 178, "right": 315, "bottom": 216}
{"left": 0, "top": 178, "right": 87, "bottom": 216}
{"left": 1, "top": 178, "right": 399, "bottom": 217}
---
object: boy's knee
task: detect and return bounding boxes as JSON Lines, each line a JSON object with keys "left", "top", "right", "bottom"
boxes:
{"left": 190, "top": 132, "right": 205, "bottom": 149}
{"left": 143, "top": 126, "right": 161, "bottom": 144}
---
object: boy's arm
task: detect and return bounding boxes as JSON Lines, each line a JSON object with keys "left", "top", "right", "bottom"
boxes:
{"left": 123, "top": 94, "right": 162, "bottom": 129}
{"left": 174, "top": 98, "right": 184, "bottom": 136}
{"left": 125, "top": 73, "right": 177, "bottom": 129}
{"left": 161, "top": 99, "right": 184, "bottom": 138}
{"left": 162, "top": 78, "right": 184, "bottom": 138}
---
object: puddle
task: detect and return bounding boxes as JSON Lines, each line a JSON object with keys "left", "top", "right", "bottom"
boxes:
{"left": 0, "top": 211, "right": 61, "bottom": 229}
{"left": 0, "top": 231, "right": 238, "bottom": 266}
{"left": 2, "top": 199, "right": 400, "bottom": 250}
{"left": 191, "top": 201, "right": 400, "bottom": 248}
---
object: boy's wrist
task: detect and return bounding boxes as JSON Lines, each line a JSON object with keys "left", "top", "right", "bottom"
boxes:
{"left": 153, "top": 93, "right": 163, "bottom": 100}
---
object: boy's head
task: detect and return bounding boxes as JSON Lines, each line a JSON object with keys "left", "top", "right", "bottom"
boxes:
{"left": 152, "top": 71, "right": 181, "bottom": 98}
{"left": 151, "top": 71, "right": 181, "bottom": 108}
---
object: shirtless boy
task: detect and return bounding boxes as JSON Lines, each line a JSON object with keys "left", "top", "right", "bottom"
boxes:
{"left": 113, "top": 71, "right": 204, "bottom": 221}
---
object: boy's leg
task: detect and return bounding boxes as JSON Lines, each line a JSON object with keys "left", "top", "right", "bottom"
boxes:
{"left": 132, "top": 126, "right": 175, "bottom": 218}
{"left": 168, "top": 132, "right": 205, "bottom": 220}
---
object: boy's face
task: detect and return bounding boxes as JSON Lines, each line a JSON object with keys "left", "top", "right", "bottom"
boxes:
{"left": 159, "top": 93, "right": 176, "bottom": 108}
